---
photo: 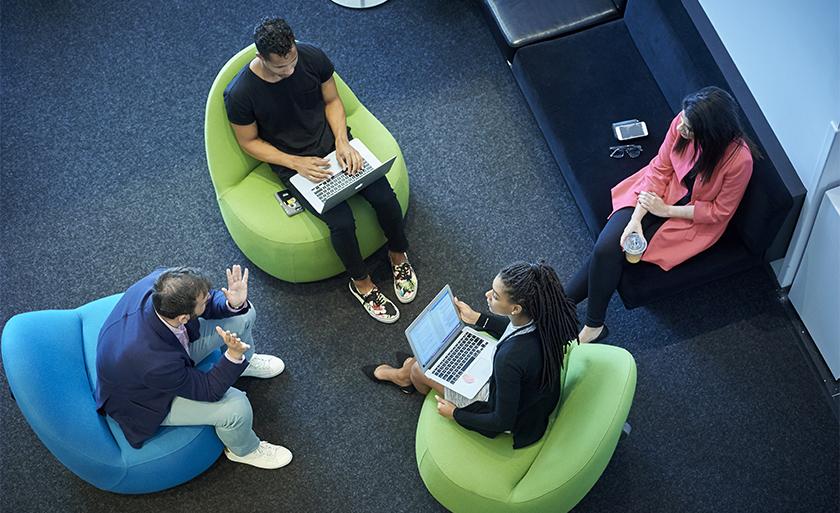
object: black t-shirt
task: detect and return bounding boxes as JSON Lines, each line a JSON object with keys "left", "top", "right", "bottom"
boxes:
{"left": 224, "top": 43, "right": 335, "bottom": 159}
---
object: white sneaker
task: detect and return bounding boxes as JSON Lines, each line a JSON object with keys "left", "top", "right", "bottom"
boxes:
{"left": 348, "top": 280, "right": 400, "bottom": 324}
{"left": 225, "top": 441, "right": 293, "bottom": 469}
{"left": 241, "top": 354, "right": 285, "bottom": 378}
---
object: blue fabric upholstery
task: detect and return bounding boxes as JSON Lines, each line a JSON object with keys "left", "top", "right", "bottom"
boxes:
{"left": 509, "top": 0, "right": 803, "bottom": 308}
{"left": 1, "top": 294, "right": 224, "bottom": 494}
{"left": 512, "top": 19, "right": 674, "bottom": 237}
{"left": 617, "top": 230, "right": 756, "bottom": 308}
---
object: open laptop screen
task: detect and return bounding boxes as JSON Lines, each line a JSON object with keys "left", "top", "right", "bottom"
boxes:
{"left": 406, "top": 287, "right": 461, "bottom": 368}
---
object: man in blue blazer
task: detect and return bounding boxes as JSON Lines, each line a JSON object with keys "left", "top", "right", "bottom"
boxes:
{"left": 95, "top": 265, "right": 292, "bottom": 469}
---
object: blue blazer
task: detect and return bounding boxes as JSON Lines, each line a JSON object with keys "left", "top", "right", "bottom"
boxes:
{"left": 94, "top": 269, "right": 249, "bottom": 448}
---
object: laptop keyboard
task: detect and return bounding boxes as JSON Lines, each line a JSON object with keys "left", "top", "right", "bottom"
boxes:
{"left": 431, "top": 332, "right": 488, "bottom": 384}
{"left": 313, "top": 160, "right": 375, "bottom": 202}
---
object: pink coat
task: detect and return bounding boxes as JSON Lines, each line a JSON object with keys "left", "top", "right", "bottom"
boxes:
{"left": 610, "top": 113, "right": 753, "bottom": 271}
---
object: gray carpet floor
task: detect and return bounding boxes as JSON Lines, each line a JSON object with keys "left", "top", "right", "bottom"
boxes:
{"left": 1, "top": 1, "right": 837, "bottom": 512}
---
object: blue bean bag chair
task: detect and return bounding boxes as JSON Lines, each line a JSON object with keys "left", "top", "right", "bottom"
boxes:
{"left": 1, "top": 294, "right": 224, "bottom": 494}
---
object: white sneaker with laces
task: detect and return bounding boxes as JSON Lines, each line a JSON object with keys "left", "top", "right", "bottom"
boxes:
{"left": 225, "top": 441, "right": 293, "bottom": 469}
{"left": 241, "top": 354, "right": 285, "bottom": 378}
{"left": 348, "top": 280, "right": 400, "bottom": 324}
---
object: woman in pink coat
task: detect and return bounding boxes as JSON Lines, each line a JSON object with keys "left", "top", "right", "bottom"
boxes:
{"left": 566, "top": 86, "right": 758, "bottom": 343}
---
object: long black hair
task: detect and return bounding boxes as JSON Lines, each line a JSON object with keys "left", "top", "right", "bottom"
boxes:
{"left": 673, "top": 86, "right": 761, "bottom": 182}
{"left": 498, "top": 261, "right": 579, "bottom": 392}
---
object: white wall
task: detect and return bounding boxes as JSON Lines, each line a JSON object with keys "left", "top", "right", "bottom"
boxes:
{"left": 699, "top": 0, "right": 839, "bottom": 189}
{"left": 699, "top": 0, "right": 840, "bottom": 286}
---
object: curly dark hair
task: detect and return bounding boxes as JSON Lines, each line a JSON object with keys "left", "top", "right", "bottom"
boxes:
{"left": 254, "top": 17, "right": 296, "bottom": 58}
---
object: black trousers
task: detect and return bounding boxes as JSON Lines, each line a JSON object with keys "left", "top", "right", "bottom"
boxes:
{"left": 566, "top": 207, "right": 665, "bottom": 327}
{"left": 274, "top": 167, "right": 409, "bottom": 280}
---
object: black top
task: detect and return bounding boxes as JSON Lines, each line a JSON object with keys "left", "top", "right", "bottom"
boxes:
{"left": 223, "top": 43, "right": 335, "bottom": 160}
{"left": 675, "top": 168, "right": 698, "bottom": 206}
{"left": 453, "top": 314, "right": 561, "bottom": 449}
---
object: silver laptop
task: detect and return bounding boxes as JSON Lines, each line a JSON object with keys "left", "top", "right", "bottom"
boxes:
{"left": 405, "top": 285, "right": 498, "bottom": 399}
{"left": 289, "top": 138, "right": 396, "bottom": 214}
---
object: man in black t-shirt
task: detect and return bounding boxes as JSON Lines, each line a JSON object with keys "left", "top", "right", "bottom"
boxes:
{"left": 224, "top": 17, "right": 417, "bottom": 324}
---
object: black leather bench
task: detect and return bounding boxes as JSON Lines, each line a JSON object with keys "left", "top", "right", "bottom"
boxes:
{"left": 480, "top": 0, "right": 626, "bottom": 61}
{"left": 487, "top": 0, "right": 806, "bottom": 308}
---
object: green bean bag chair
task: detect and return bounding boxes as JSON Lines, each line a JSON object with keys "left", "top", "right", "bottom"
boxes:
{"left": 415, "top": 343, "right": 637, "bottom": 513}
{"left": 205, "top": 44, "right": 409, "bottom": 282}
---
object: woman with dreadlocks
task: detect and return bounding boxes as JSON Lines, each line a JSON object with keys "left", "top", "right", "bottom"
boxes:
{"left": 364, "top": 261, "right": 579, "bottom": 449}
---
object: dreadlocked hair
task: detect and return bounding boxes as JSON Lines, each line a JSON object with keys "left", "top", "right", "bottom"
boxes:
{"left": 498, "top": 261, "right": 579, "bottom": 392}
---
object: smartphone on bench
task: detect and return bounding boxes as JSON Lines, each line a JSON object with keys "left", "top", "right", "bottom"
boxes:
{"left": 275, "top": 190, "right": 304, "bottom": 217}
{"left": 613, "top": 119, "right": 648, "bottom": 141}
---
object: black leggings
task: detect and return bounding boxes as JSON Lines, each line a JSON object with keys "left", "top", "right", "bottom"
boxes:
{"left": 565, "top": 207, "right": 665, "bottom": 327}
{"left": 279, "top": 173, "right": 408, "bottom": 281}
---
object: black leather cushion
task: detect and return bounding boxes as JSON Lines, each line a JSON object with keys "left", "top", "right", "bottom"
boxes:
{"left": 512, "top": 20, "right": 674, "bottom": 237}
{"left": 482, "top": 0, "right": 621, "bottom": 49}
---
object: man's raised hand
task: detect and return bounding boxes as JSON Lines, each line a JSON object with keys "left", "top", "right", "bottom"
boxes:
{"left": 221, "top": 264, "right": 249, "bottom": 309}
{"left": 215, "top": 326, "right": 250, "bottom": 360}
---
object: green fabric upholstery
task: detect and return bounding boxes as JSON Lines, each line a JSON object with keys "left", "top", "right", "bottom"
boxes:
{"left": 205, "top": 44, "right": 409, "bottom": 282}
{"left": 415, "top": 343, "right": 637, "bottom": 513}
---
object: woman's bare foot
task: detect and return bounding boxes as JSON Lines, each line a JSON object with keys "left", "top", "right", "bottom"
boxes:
{"left": 578, "top": 325, "right": 604, "bottom": 344}
{"left": 399, "top": 356, "right": 415, "bottom": 370}
{"left": 373, "top": 363, "right": 412, "bottom": 388}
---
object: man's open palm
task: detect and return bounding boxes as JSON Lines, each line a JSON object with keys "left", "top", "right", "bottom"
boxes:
{"left": 215, "top": 326, "right": 250, "bottom": 360}
{"left": 222, "top": 265, "right": 249, "bottom": 309}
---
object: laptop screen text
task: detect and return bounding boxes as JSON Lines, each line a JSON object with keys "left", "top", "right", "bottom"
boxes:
{"left": 406, "top": 289, "right": 461, "bottom": 367}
